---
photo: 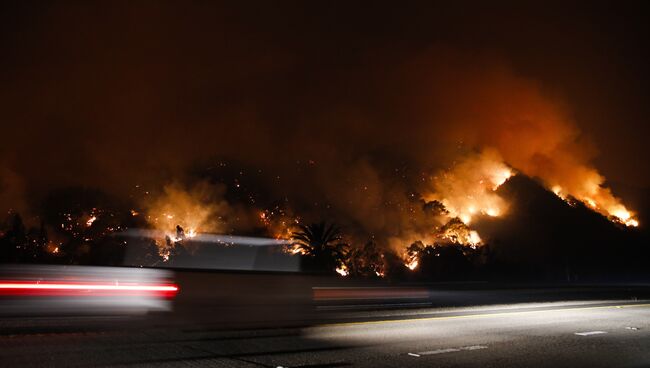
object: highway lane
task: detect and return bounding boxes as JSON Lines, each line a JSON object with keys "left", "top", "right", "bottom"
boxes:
{"left": 2, "top": 300, "right": 650, "bottom": 367}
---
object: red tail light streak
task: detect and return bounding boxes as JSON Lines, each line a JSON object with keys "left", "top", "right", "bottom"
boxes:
{"left": 0, "top": 281, "right": 179, "bottom": 298}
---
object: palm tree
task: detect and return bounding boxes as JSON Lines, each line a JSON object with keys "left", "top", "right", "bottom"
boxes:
{"left": 291, "top": 222, "right": 349, "bottom": 273}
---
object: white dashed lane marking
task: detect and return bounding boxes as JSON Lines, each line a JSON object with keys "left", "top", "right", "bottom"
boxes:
{"left": 575, "top": 331, "right": 608, "bottom": 336}
{"left": 408, "top": 345, "right": 488, "bottom": 357}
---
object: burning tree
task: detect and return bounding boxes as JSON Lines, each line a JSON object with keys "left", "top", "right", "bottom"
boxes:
{"left": 27, "top": 187, "right": 144, "bottom": 265}
{"left": 0, "top": 213, "right": 60, "bottom": 264}
{"left": 291, "top": 222, "right": 349, "bottom": 274}
{"left": 438, "top": 218, "right": 482, "bottom": 247}
{"left": 346, "top": 240, "right": 385, "bottom": 277}
{"left": 405, "top": 241, "right": 424, "bottom": 271}
{"left": 422, "top": 199, "right": 449, "bottom": 216}
{"left": 404, "top": 240, "right": 476, "bottom": 280}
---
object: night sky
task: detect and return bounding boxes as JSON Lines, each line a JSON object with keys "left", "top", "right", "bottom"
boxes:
{"left": 1, "top": 1, "right": 649, "bottom": 220}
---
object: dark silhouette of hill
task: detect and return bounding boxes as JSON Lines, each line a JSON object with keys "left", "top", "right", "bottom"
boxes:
{"left": 473, "top": 174, "right": 646, "bottom": 282}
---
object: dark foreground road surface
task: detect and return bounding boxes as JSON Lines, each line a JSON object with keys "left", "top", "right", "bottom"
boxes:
{"left": 2, "top": 299, "right": 650, "bottom": 367}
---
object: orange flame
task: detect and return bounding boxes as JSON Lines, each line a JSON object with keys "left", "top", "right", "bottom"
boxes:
{"left": 549, "top": 177, "right": 639, "bottom": 227}
{"left": 424, "top": 150, "right": 512, "bottom": 227}
{"left": 335, "top": 264, "right": 350, "bottom": 276}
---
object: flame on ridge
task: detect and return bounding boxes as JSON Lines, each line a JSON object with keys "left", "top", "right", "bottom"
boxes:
{"left": 424, "top": 150, "right": 513, "bottom": 226}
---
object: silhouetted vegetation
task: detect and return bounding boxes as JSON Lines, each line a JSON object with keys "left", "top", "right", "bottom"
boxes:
{"left": 291, "top": 222, "right": 349, "bottom": 274}
{"left": 1, "top": 175, "right": 649, "bottom": 283}
{"left": 346, "top": 240, "right": 385, "bottom": 277}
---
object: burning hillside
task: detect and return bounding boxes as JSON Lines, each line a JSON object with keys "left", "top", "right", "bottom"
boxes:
{"left": 117, "top": 56, "right": 641, "bottom": 273}
{"left": 423, "top": 149, "right": 513, "bottom": 225}
{"left": 390, "top": 137, "right": 639, "bottom": 273}
{"left": 0, "top": 38, "right": 644, "bottom": 279}
{"left": 415, "top": 61, "right": 640, "bottom": 230}
{"left": 478, "top": 174, "right": 644, "bottom": 279}
{"left": 18, "top": 146, "right": 640, "bottom": 277}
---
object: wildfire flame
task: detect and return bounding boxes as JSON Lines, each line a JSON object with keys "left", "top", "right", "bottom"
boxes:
{"left": 417, "top": 148, "right": 639, "bottom": 272}
{"left": 86, "top": 216, "right": 97, "bottom": 227}
{"left": 414, "top": 149, "right": 512, "bottom": 255}
{"left": 285, "top": 243, "right": 307, "bottom": 255}
{"left": 424, "top": 150, "right": 513, "bottom": 227}
{"left": 45, "top": 241, "right": 61, "bottom": 254}
{"left": 143, "top": 182, "right": 235, "bottom": 259}
{"left": 468, "top": 230, "right": 482, "bottom": 245}
{"left": 404, "top": 244, "right": 421, "bottom": 270}
{"left": 406, "top": 257, "right": 419, "bottom": 270}
{"left": 549, "top": 182, "right": 638, "bottom": 227}
{"left": 335, "top": 264, "right": 349, "bottom": 276}
{"left": 259, "top": 207, "right": 300, "bottom": 240}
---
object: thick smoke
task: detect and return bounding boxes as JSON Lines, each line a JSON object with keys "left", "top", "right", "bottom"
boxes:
{"left": 422, "top": 149, "right": 512, "bottom": 225}
{"left": 0, "top": 1, "right": 638, "bottom": 244}
{"left": 142, "top": 180, "right": 261, "bottom": 236}
{"left": 0, "top": 166, "right": 28, "bottom": 216}
{"left": 405, "top": 60, "right": 637, "bottom": 225}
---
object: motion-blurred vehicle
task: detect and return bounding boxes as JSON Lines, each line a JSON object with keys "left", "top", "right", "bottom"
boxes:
{"left": 0, "top": 264, "right": 178, "bottom": 316}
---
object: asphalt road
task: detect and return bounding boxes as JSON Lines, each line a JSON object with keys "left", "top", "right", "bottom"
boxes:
{"left": 2, "top": 299, "right": 650, "bottom": 367}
